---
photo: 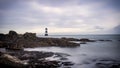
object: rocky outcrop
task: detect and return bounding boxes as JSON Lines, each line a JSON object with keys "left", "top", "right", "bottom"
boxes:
{"left": 0, "top": 30, "right": 80, "bottom": 49}
{"left": 8, "top": 30, "right": 18, "bottom": 37}
{"left": 37, "top": 38, "right": 80, "bottom": 47}
{"left": 61, "top": 37, "right": 96, "bottom": 42}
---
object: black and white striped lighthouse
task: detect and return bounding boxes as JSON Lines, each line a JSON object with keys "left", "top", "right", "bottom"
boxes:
{"left": 45, "top": 28, "right": 48, "bottom": 36}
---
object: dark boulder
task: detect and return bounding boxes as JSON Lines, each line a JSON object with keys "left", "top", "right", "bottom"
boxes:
{"left": 0, "top": 34, "right": 6, "bottom": 41}
{"left": 23, "top": 32, "right": 37, "bottom": 41}
{"left": 5, "top": 30, "right": 19, "bottom": 42}
{"left": 9, "top": 30, "right": 18, "bottom": 37}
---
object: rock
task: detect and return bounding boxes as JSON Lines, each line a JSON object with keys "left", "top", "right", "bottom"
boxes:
{"left": 0, "top": 30, "right": 80, "bottom": 48}
{"left": 6, "top": 30, "right": 19, "bottom": 42}
{"left": 62, "top": 61, "right": 74, "bottom": 66}
{"left": 0, "top": 51, "right": 63, "bottom": 68}
{"left": 9, "top": 30, "right": 18, "bottom": 37}
{"left": 0, "top": 30, "right": 18, "bottom": 42}
{"left": 98, "top": 39, "right": 112, "bottom": 42}
{"left": 37, "top": 38, "right": 80, "bottom": 47}
{"left": 61, "top": 37, "right": 80, "bottom": 41}
{"left": 79, "top": 38, "right": 96, "bottom": 42}
{"left": 1, "top": 30, "right": 23, "bottom": 49}
{"left": 0, "top": 34, "right": 6, "bottom": 41}
{"left": 0, "top": 50, "right": 76, "bottom": 68}
{"left": 29, "top": 60, "right": 60, "bottom": 68}
{"left": 23, "top": 32, "right": 37, "bottom": 41}
{"left": 8, "top": 51, "right": 54, "bottom": 60}
{"left": 0, "top": 41, "right": 4, "bottom": 47}
{"left": 0, "top": 52, "right": 26, "bottom": 68}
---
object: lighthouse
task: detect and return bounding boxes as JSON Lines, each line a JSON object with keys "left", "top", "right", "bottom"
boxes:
{"left": 45, "top": 28, "right": 48, "bottom": 36}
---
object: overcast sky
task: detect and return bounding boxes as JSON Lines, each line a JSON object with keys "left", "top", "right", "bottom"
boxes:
{"left": 0, "top": 0, "right": 120, "bottom": 35}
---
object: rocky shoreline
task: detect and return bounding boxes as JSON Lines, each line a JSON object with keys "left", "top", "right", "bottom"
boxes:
{"left": 0, "top": 30, "right": 78, "bottom": 68}
{"left": 0, "top": 30, "right": 119, "bottom": 68}
{"left": 0, "top": 51, "right": 75, "bottom": 68}
{"left": 1, "top": 50, "right": 120, "bottom": 68}
{"left": 0, "top": 30, "right": 80, "bottom": 49}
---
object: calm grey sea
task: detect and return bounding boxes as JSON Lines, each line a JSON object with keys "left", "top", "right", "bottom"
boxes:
{"left": 44, "top": 34, "right": 120, "bottom": 40}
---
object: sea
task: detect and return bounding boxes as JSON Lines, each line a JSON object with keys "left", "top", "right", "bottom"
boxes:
{"left": 24, "top": 35, "right": 120, "bottom": 68}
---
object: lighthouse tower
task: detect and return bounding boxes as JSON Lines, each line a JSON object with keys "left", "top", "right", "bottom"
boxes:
{"left": 45, "top": 28, "right": 48, "bottom": 36}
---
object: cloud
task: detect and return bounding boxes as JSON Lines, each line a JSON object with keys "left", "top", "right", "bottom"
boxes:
{"left": 106, "top": 0, "right": 120, "bottom": 11}
{"left": 0, "top": 0, "right": 120, "bottom": 34}
{"left": 112, "top": 25, "right": 120, "bottom": 34}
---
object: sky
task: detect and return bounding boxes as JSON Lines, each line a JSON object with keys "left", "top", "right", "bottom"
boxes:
{"left": 0, "top": 0, "right": 120, "bottom": 35}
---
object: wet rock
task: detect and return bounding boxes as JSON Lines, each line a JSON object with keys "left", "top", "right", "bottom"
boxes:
{"left": 62, "top": 61, "right": 74, "bottom": 66}
{"left": 79, "top": 38, "right": 96, "bottom": 42}
{"left": 98, "top": 39, "right": 112, "bottom": 42}
{"left": 0, "top": 51, "right": 64, "bottom": 68}
{"left": 9, "top": 51, "right": 54, "bottom": 60}
{"left": 0, "top": 52, "right": 26, "bottom": 68}
{"left": 29, "top": 60, "right": 60, "bottom": 68}
{"left": 61, "top": 37, "right": 80, "bottom": 41}
{"left": 0, "top": 49, "right": 76, "bottom": 68}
